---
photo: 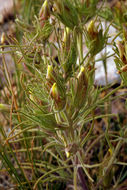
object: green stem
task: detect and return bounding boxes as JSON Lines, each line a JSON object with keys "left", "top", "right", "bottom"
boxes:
{"left": 80, "top": 117, "right": 95, "bottom": 147}
{"left": 94, "top": 134, "right": 125, "bottom": 190}
{"left": 64, "top": 110, "right": 74, "bottom": 141}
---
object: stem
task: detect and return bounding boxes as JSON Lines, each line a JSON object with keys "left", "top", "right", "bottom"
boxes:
{"left": 104, "top": 35, "right": 113, "bottom": 152}
{"left": 80, "top": 116, "right": 95, "bottom": 147}
{"left": 64, "top": 110, "right": 74, "bottom": 141}
{"left": 1, "top": 46, "right": 32, "bottom": 188}
{"left": 94, "top": 138, "right": 124, "bottom": 189}
{"left": 78, "top": 167, "right": 88, "bottom": 190}
{"left": 75, "top": 155, "right": 88, "bottom": 190}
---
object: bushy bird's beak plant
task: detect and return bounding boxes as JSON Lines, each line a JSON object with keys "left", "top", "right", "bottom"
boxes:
{"left": 1, "top": 0, "right": 127, "bottom": 189}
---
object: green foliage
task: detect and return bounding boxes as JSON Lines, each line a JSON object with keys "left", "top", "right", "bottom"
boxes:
{"left": 1, "top": 0, "right": 127, "bottom": 190}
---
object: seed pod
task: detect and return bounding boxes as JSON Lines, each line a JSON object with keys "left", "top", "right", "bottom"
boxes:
{"left": 50, "top": 83, "right": 65, "bottom": 110}
{"left": 39, "top": 0, "right": 50, "bottom": 27}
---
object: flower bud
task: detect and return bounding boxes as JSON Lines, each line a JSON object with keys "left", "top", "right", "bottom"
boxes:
{"left": 65, "top": 143, "right": 78, "bottom": 158}
{"left": 77, "top": 66, "right": 88, "bottom": 87}
{"left": 87, "top": 20, "right": 97, "bottom": 39}
{"left": 46, "top": 65, "right": 56, "bottom": 89}
{"left": 63, "top": 27, "right": 70, "bottom": 50}
{"left": 1, "top": 32, "right": 5, "bottom": 44}
{"left": 108, "top": 148, "right": 113, "bottom": 156}
{"left": 39, "top": 0, "right": 50, "bottom": 27}
{"left": 50, "top": 83, "right": 59, "bottom": 100}
{"left": 65, "top": 148, "right": 70, "bottom": 158}
{"left": 46, "top": 65, "right": 53, "bottom": 80}
{"left": 50, "top": 83, "right": 65, "bottom": 110}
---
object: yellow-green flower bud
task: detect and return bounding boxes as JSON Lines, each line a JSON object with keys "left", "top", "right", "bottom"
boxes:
{"left": 50, "top": 83, "right": 59, "bottom": 100}
{"left": 39, "top": 0, "right": 50, "bottom": 27}
{"left": 46, "top": 65, "right": 56, "bottom": 89}
{"left": 1, "top": 32, "right": 5, "bottom": 44}
{"left": 46, "top": 65, "right": 53, "bottom": 79}
{"left": 63, "top": 27, "right": 70, "bottom": 50}
{"left": 50, "top": 83, "right": 65, "bottom": 110}
{"left": 77, "top": 66, "right": 88, "bottom": 86}
{"left": 87, "top": 20, "right": 97, "bottom": 39}
{"left": 65, "top": 148, "right": 70, "bottom": 158}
